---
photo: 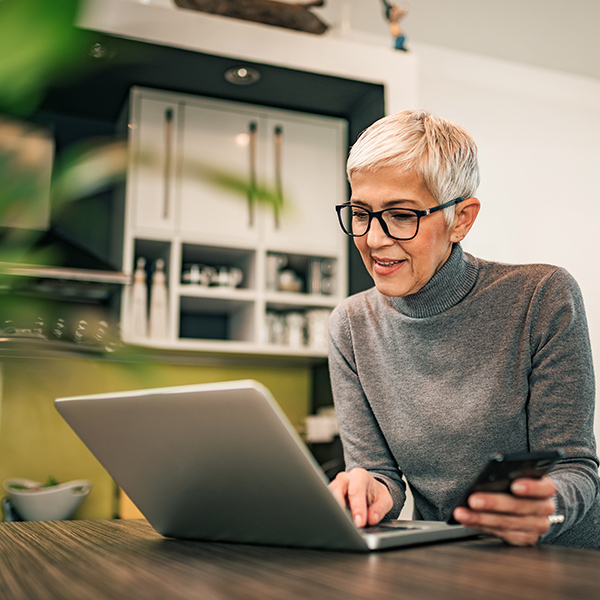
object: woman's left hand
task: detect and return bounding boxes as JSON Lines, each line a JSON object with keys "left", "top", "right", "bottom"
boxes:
{"left": 451, "top": 476, "right": 557, "bottom": 546}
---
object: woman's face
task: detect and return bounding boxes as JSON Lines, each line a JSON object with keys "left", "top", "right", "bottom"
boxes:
{"left": 349, "top": 167, "right": 458, "bottom": 297}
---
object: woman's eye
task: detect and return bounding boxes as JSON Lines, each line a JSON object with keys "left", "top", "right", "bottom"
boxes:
{"left": 389, "top": 210, "right": 416, "bottom": 222}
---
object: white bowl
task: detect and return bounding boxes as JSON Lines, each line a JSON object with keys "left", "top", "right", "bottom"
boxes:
{"left": 4, "top": 478, "right": 92, "bottom": 521}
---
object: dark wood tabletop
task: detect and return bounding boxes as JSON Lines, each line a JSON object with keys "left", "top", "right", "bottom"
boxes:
{"left": 0, "top": 518, "right": 598, "bottom": 599}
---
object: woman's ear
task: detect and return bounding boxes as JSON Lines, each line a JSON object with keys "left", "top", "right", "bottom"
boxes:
{"left": 451, "top": 197, "right": 480, "bottom": 242}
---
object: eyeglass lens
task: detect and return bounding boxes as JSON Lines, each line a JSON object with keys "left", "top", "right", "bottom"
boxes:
{"left": 339, "top": 205, "right": 419, "bottom": 240}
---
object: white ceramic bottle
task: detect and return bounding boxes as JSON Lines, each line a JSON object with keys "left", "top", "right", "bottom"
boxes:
{"left": 149, "top": 258, "right": 168, "bottom": 339}
{"left": 130, "top": 257, "right": 148, "bottom": 338}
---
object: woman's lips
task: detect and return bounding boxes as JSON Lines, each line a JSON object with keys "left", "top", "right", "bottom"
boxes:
{"left": 372, "top": 257, "right": 406, "bottom": 276}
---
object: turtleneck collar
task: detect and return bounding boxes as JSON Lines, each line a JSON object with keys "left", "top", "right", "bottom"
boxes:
{"left": 386, "top": 243, "right": 479, "bottom": 318}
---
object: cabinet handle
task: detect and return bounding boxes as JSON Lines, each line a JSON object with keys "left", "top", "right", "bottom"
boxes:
{"left": 248, "top": 121, "right": 257, "bottom": 227}
{"left": 163, "top": 107, "right": 174, "bottom": 220}
{"left": 273, "top": 125, "right": 283, "bottom": 229}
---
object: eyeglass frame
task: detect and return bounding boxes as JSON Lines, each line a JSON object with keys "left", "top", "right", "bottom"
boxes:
{"left": 335, "top": 197, "right": 466, "bottom": 241}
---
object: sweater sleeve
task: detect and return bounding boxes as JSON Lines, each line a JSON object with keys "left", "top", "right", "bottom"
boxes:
{"left": 526, "top": 267, "right": 599, "bottom": 543}
{"left": 328, "top": 303, "right": 407, "bottom": 518}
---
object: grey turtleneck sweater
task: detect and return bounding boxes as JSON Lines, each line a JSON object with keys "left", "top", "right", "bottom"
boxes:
{"left": 328, "top": 243, "right": 600, "bottom": 549}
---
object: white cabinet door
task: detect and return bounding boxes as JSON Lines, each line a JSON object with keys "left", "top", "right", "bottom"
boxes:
{"left": 178, "top": 102, "right": 262, "bottom": 245}
{"left": 262, "top": 113, "right": 347, "bottom": 254}
{"left": 177, "top": 98, "right": 347, "bottom": 253}
{"left": 130, "top": 93, "right": 180, "bottom": 233}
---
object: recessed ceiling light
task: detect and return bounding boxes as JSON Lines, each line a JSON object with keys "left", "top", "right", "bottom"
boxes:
{"left": 224, "top": 66, "right": 261, "bottom": 85}
{"left": 89, "top": 42, "right": 116, "bottom": 60}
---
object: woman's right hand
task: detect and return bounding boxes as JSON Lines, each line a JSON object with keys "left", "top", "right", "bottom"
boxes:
{"left": 329, "top": 467, "right": 393, "bottom": 528}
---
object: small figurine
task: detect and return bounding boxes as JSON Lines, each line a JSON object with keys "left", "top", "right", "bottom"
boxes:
{"left": 381, "top": 1, "right": 409, "bottom": 51}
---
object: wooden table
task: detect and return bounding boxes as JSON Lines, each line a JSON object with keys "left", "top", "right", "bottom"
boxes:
{"left": 0, "top": 519, "right": 598, "bottom": 599}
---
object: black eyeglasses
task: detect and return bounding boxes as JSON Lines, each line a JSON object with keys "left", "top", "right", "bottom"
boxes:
{"left": 335, "top": 197, "right": 465, "bottom": 241}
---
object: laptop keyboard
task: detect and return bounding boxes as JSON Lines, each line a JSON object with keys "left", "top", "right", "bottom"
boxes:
{"left": 363, "top": 523, "right": 421, "bottom": 534}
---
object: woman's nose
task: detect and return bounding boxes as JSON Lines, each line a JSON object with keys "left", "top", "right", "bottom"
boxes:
{"left": 366, "top": 215, "right": 394, "bottom": 247}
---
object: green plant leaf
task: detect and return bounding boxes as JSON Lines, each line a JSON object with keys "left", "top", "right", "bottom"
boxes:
{"left": 50, "top": 138, "right": 129, "bottom": 212}
{"left": 0, "top": 0, "right": 92, "bottom": 116}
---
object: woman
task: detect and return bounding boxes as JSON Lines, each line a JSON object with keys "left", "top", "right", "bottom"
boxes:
{"left": 328, "top": 109, "right": 600, "bottom": 548}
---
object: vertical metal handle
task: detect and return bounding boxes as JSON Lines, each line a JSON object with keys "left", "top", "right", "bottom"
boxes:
{"left": 248, "top": 121, "right": 257, "bottom": 227}
{"left": 163, "top": 107, "right": 174, "bottom": 220}
{"left": 273, "top": 125, "right": 283, "bottom": 229}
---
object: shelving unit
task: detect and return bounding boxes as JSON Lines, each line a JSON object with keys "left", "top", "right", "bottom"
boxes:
{"left": 119, "top": 87, "right": 348, "bottom": 357}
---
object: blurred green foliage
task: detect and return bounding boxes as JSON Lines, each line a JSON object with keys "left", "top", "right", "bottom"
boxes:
{"left": 0, "top": 0, "right": 91, "bottom": 118}
{"left": 0, "top": 0, "right": 95, "bottom": 268}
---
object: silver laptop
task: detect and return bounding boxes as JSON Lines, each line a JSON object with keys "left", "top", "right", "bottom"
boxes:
{"left": 55, "top": 379, "right": 477, "bottom": 551}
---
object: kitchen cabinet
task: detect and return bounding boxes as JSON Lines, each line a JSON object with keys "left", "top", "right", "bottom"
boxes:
{"left": 120, "top": 87, "right": 348, "bottom": 357}
{"left": 128, "top": 93, "right": 181, "bottom": 234}
{"left": 179, "top": 99, "right": 345, "bottom": 254}
{"left": 177, "top": 102, "right": 260, "bottom": 245}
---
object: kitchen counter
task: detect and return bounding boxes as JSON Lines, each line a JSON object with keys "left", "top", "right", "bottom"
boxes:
{"left": 0, "top": 518, "right": 598, "bottom": 599}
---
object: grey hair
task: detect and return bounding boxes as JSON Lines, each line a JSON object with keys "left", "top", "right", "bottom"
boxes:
{"left": 347, "top": 110, "right": 480, "bottom": 223}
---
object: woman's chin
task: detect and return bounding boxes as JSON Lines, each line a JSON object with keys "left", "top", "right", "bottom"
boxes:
{"left": 374, "top": 279, "right": 409, "bottom": 297}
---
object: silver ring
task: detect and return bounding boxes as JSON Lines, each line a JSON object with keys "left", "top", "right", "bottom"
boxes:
{"left": 548, "top": 514, "right": 565, "bottom": 524}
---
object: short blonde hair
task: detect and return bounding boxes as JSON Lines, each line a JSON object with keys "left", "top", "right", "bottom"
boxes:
{"left": 347, "top": 110, "right": 480, "bottom": 221}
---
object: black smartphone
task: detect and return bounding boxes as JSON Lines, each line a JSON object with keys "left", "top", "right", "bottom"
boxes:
{"left": 447, "top": 450, "right": 563, "bottom": 524}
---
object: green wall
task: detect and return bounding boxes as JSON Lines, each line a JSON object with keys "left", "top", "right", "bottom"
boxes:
{"left": 0, "top": 352, "right": 312, "bottom": 520}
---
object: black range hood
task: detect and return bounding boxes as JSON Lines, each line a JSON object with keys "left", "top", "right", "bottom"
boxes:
{"left": 0, "top": 227, "right": 130, "bottom": 304}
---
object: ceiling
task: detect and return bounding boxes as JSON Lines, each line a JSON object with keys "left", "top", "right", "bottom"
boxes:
{"left": 314, "top": 0, "right": 600, "bottom": 81}
{"left": 41, "top": 32, "right": 384, "bottom": 132}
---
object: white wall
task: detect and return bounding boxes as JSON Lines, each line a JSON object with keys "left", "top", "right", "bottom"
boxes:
{"left": 414, "top": 43, "right": 600, "bottom": 438}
